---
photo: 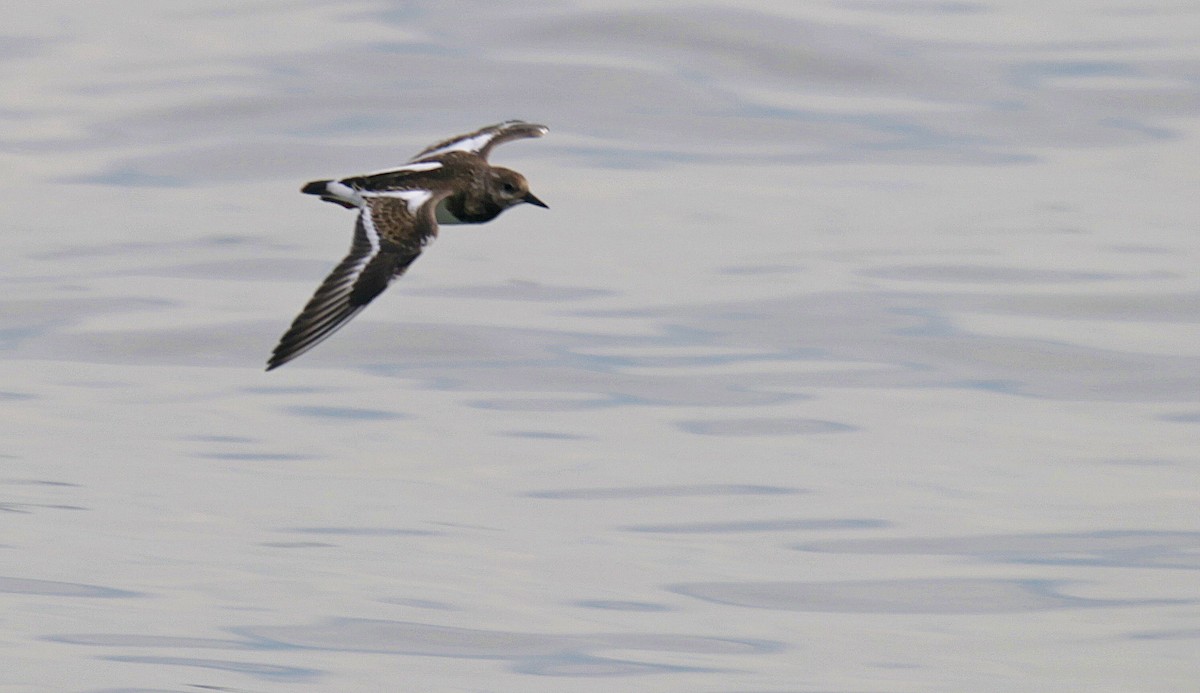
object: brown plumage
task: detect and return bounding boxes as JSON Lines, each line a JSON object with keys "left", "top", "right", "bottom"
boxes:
{"left": 267, "top": 121, "right": 548, "bottom": 370}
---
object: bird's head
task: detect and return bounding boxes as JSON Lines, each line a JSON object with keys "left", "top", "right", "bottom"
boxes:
{"left": 490, "top": 168, "right": 548, "bottom": 210}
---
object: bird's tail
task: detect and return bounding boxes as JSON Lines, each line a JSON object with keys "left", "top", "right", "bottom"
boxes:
{"left": 301, "top": 179, "right": 361, "bottom": 209}
{"left": 301, "top": 179, "right": 331, "bottom": 196}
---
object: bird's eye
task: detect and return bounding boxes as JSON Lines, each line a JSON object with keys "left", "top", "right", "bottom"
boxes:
{"left": 502, "top": 183, "right": 516, "bottom": 194}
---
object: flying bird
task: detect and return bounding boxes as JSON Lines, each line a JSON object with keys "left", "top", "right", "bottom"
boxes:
{"left": 267, "top": 120, "right": 549, "bottom": 370}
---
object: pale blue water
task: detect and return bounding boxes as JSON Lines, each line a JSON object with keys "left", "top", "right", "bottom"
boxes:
{"left": 2, "top": 2, "right": 1199, "bottom": 691}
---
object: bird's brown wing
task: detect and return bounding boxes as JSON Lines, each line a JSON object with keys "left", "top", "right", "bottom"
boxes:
{"left": 266, "top": 191, "right": 444, "bottom": 370}
{"left": 409, "top": 120, "right": 549, "bottom": 162}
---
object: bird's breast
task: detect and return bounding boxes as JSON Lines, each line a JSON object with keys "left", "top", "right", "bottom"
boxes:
{"left": 433, "top": 199, "right": 467, "bottom": 225}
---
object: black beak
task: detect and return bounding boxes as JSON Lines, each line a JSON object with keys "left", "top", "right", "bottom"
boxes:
{"left": 523, "top": 192, "right": 549, "bottom": 209}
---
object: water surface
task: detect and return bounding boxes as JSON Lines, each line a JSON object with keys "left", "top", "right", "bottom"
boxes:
{"left": 2, "top": 1, "right": 1199, "bottom": 691}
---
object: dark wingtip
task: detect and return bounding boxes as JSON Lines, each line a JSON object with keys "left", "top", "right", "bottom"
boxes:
{"left": 265, "top": 352, "right": 286, "bottom": 371}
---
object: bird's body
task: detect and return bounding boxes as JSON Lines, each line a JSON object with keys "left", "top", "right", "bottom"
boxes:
{"left": 267, "top": 120, "right": 548, "bottom": 370}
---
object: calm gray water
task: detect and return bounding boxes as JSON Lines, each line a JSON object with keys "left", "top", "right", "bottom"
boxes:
{"left": 3, "top": 2, "right": 1199, "bottom": 691}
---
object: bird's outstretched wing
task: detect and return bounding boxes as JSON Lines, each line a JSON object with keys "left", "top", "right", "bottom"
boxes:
{"left": 410, "top": 120, "right": 549, "bottom": 162}
{"left": 273, "top": 121, "right": 548, "bottom": 369}
{"left": 266, "top": 193, "right": 439, "bottom": 370}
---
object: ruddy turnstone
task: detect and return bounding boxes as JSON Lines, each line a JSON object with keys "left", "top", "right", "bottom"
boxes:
{"left": 266, "top": 120, "right": 549, "bottom": 370}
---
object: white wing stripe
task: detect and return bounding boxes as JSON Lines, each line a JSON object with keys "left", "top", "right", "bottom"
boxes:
{"left": 359, "top": 207, "right": 381, "bottom": 253}
{"left": 362, "top": 161, "right": 443, "bottom": 176}
{"left": 364, "top": 189, "right": 434, "bottom": 215}
{"left": 420, "top": 132, "right": 494, "bottom": 158}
